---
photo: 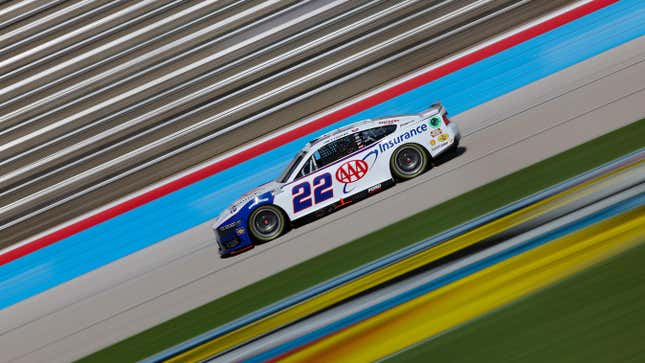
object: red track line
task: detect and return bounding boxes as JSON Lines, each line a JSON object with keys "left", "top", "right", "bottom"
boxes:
{"left": 0, "top": 0, "right": 618, "bottom": 266}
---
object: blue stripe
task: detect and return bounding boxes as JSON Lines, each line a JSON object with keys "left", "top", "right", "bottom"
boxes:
{"left": 1, "top": 0, "right": 644, "bottom": 310}
{"left": 245, "top": 193, "right": 645, "bottom": 362}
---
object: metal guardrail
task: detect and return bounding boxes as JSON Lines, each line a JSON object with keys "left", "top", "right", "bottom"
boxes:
{"left": 0, "top": 0, "right": 350, "bottom": 240}
{"left": 0, "top": 0, "right": 67, "bottom": 30}
{"left": 0, "top": 0, "right": 127, "bottom": 56}
{"left": 0, "top": 0, "right": 388, "bottom": 162}
{"left": 0, "top": 0, "right": 237, "bottom": 85}
{"left": 0, "top": 0, "right": 366, "bottom": 168}
{"left": 142, "top": 149, "right": 644, "bottom": 363}
{"left": 0, "top": 0, "right": 231, "bottom": 97}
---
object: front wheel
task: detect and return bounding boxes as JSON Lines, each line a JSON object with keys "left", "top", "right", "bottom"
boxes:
{"left": 248, "top": 205, "right": 286, "bottom": 242}
{"left": 390, "top": 143, "right": 429, "bottom": 180}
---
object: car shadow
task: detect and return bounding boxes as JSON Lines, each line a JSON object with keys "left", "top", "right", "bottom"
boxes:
{"left": 433, "top": 146, "right": 466, "bottom": 167}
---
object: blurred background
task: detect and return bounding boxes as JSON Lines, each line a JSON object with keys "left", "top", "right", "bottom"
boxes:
{"left": 0, "top": 0, "right": 643, "bottom": 362}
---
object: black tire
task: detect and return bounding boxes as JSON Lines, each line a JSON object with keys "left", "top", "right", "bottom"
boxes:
{"left": 390, "top": 143, "right": 429, "bottom": 180}
{"left": 248, "top": 205, "right": 286, "bottom": 242}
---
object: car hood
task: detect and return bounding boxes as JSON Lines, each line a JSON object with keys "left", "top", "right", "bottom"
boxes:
{"left": 212, "top": 181, "right": 282, "bottom": 228}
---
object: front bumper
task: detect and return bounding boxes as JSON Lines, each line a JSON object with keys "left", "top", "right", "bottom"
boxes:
{"left": 215, "top": 221, "right": 254, "bottom": 257}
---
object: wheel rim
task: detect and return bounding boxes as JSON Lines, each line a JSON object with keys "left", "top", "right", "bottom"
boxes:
{"left": 252, "top": 209, "right": 280, "bottom": 238}
{"left": 395, "top": 147, "right": 423, "bottom": 175}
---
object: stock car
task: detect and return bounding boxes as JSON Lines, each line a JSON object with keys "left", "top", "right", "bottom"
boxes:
{"left": 213, "top": 103, "right": 460, "bottom": 257}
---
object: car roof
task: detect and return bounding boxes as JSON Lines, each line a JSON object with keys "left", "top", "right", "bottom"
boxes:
{"left": 306, "top": 115, "right": 411, "bottom": 149}
{"left": 281, "top": 104, "right": 444, "bottom": 182}
{"left": 301, "top": 102, "right": 445, "bottom": 151}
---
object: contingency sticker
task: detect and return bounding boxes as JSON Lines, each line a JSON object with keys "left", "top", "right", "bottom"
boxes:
{"left": 428, "top": 116, "right": 442, "bottom": 128}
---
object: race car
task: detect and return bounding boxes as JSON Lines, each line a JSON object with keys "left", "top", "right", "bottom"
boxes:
{"left": 212, "top": 103, "right": 460, "bottom": 257}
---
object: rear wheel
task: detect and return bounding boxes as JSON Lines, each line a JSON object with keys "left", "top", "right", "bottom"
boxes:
{"left": 390, "top": 143, "right": 429, "bottom": 180}
{"left": 248, "top": 205, "right": 286, "bottom": 242}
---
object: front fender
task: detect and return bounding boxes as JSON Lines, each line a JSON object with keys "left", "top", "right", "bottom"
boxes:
{"left": 216, "top": 191, "right": 277, "bottom": 256}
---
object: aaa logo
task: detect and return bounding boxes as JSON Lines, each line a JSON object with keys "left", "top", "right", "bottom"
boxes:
{"left": 336, "top": 160, "right": 368, "bottom": 183}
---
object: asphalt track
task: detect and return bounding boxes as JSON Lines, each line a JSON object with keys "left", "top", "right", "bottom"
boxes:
{"left": 4, "top": 0, "right": 643, "bottom": 308}
{"left": 153, "top": 155, "right": 645, "bottom": 363}
{"left": 269, "top": 196, "right": 645, "bottom": 363}
{"left": 1, "top": 33, "right": 643, "bottom": 363}
{"left": 213, "top": 182, "right": 644, "bottom": 362}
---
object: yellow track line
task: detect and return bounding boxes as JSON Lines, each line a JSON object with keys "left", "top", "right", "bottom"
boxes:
{"left": 167, "top": 160, "right": 643, "bottom": 362}
{"left": 279, "top": 206, "right": 645, "bottom": 363}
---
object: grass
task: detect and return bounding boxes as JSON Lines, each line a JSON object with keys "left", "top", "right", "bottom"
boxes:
{"left": 384, "top": 241, "right": 645, "bottom": 363}
{"left": 79, "top": 119, "right": 645, "bottom": 362}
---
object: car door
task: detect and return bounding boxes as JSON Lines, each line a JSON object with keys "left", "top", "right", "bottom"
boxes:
{"left": 285, "top": 134, "right": 355, "bottom": 218}
{"left": 332, "top": 125, "right": 397, "bottom": 196}
{"left": 280, "top": 127, "right": 396, "bottom": 220}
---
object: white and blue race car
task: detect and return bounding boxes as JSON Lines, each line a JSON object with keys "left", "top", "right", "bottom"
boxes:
{"left": 213, "top": 103, "right": 460, "bottom": 257}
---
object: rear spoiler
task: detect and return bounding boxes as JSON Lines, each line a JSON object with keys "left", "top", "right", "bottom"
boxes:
{"left": 419, "top": 101, "right": 446, "bottom": 118}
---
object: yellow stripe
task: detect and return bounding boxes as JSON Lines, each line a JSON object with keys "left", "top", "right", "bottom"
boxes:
{"left": 279, "top": 207, "right": 645, "bottom": 363}
{"left": 167, "top": 160, "right": 643, "bottom": 362}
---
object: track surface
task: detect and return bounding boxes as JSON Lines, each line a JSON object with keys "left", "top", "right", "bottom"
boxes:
{"left": 1, "top": 34, "right": 643, "bottom": 363}
{"left": 213, "top": 182, "right": 644, "bottom": 362}
{"left": 4, "top": 0, "right": 643, "bottom": 309}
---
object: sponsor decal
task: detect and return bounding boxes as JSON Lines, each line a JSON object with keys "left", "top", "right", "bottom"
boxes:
{"left": 336, "top": 159, "right": 368, "bottom": 183}
{"left": 378, "top": 119, "right": 399, "bottom": 124}
{"left": 219, "top": 220, "right": 241, "bottom": 231}
{"left": 430, "top": 139, "right": 436, "bottom": 146}
{"left": 248, "top": 194, "right": 271, "bottom": 209}
{"left": 362, "top": 149, "right": 379, "bottom": 169}
{"left": 343, "top": 149, "right": 379, "bottom": 194}
{"left": 431, "top": 143, "right": 442, "bottom": 150}
{"left": 367, "top": 183, "right": 382, "bottom": 194}
{"left": 291, "top": 172, "right": 334, "bottom": 213}
{"left": 430, "top": 129, "right": 441, "bottom": 137}
{"left": 336, "top": 198, "right": 352, "bottom": 208}
{"left": 438, "top": 133, "right": 450, "bottom": 142}
{"left": 378, "top": 124, "right": 428, "bottom": 153}
{"left": 340, "top": 148, "right": 380, "bottom": 194}
{"left": 429, "top": 116, "right": 442, "bottom": 128}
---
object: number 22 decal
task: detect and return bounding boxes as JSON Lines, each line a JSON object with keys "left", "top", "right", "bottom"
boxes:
{"left": 292, "top": 173, "right": 333, "bottom": 213}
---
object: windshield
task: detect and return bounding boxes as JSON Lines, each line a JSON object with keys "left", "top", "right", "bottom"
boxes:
{"left": 277, "top": 150, "right": 306, "bottom": 183}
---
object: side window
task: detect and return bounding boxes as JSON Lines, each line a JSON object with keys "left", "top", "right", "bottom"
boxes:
{"left": 297, "top": 156, "right": 317, "bottom": 178}
{"left": 358, "top": 125, "right": 397, "bottom": 146}
{"left": 314, "top": 134, "right": 360, "bottom": 169}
